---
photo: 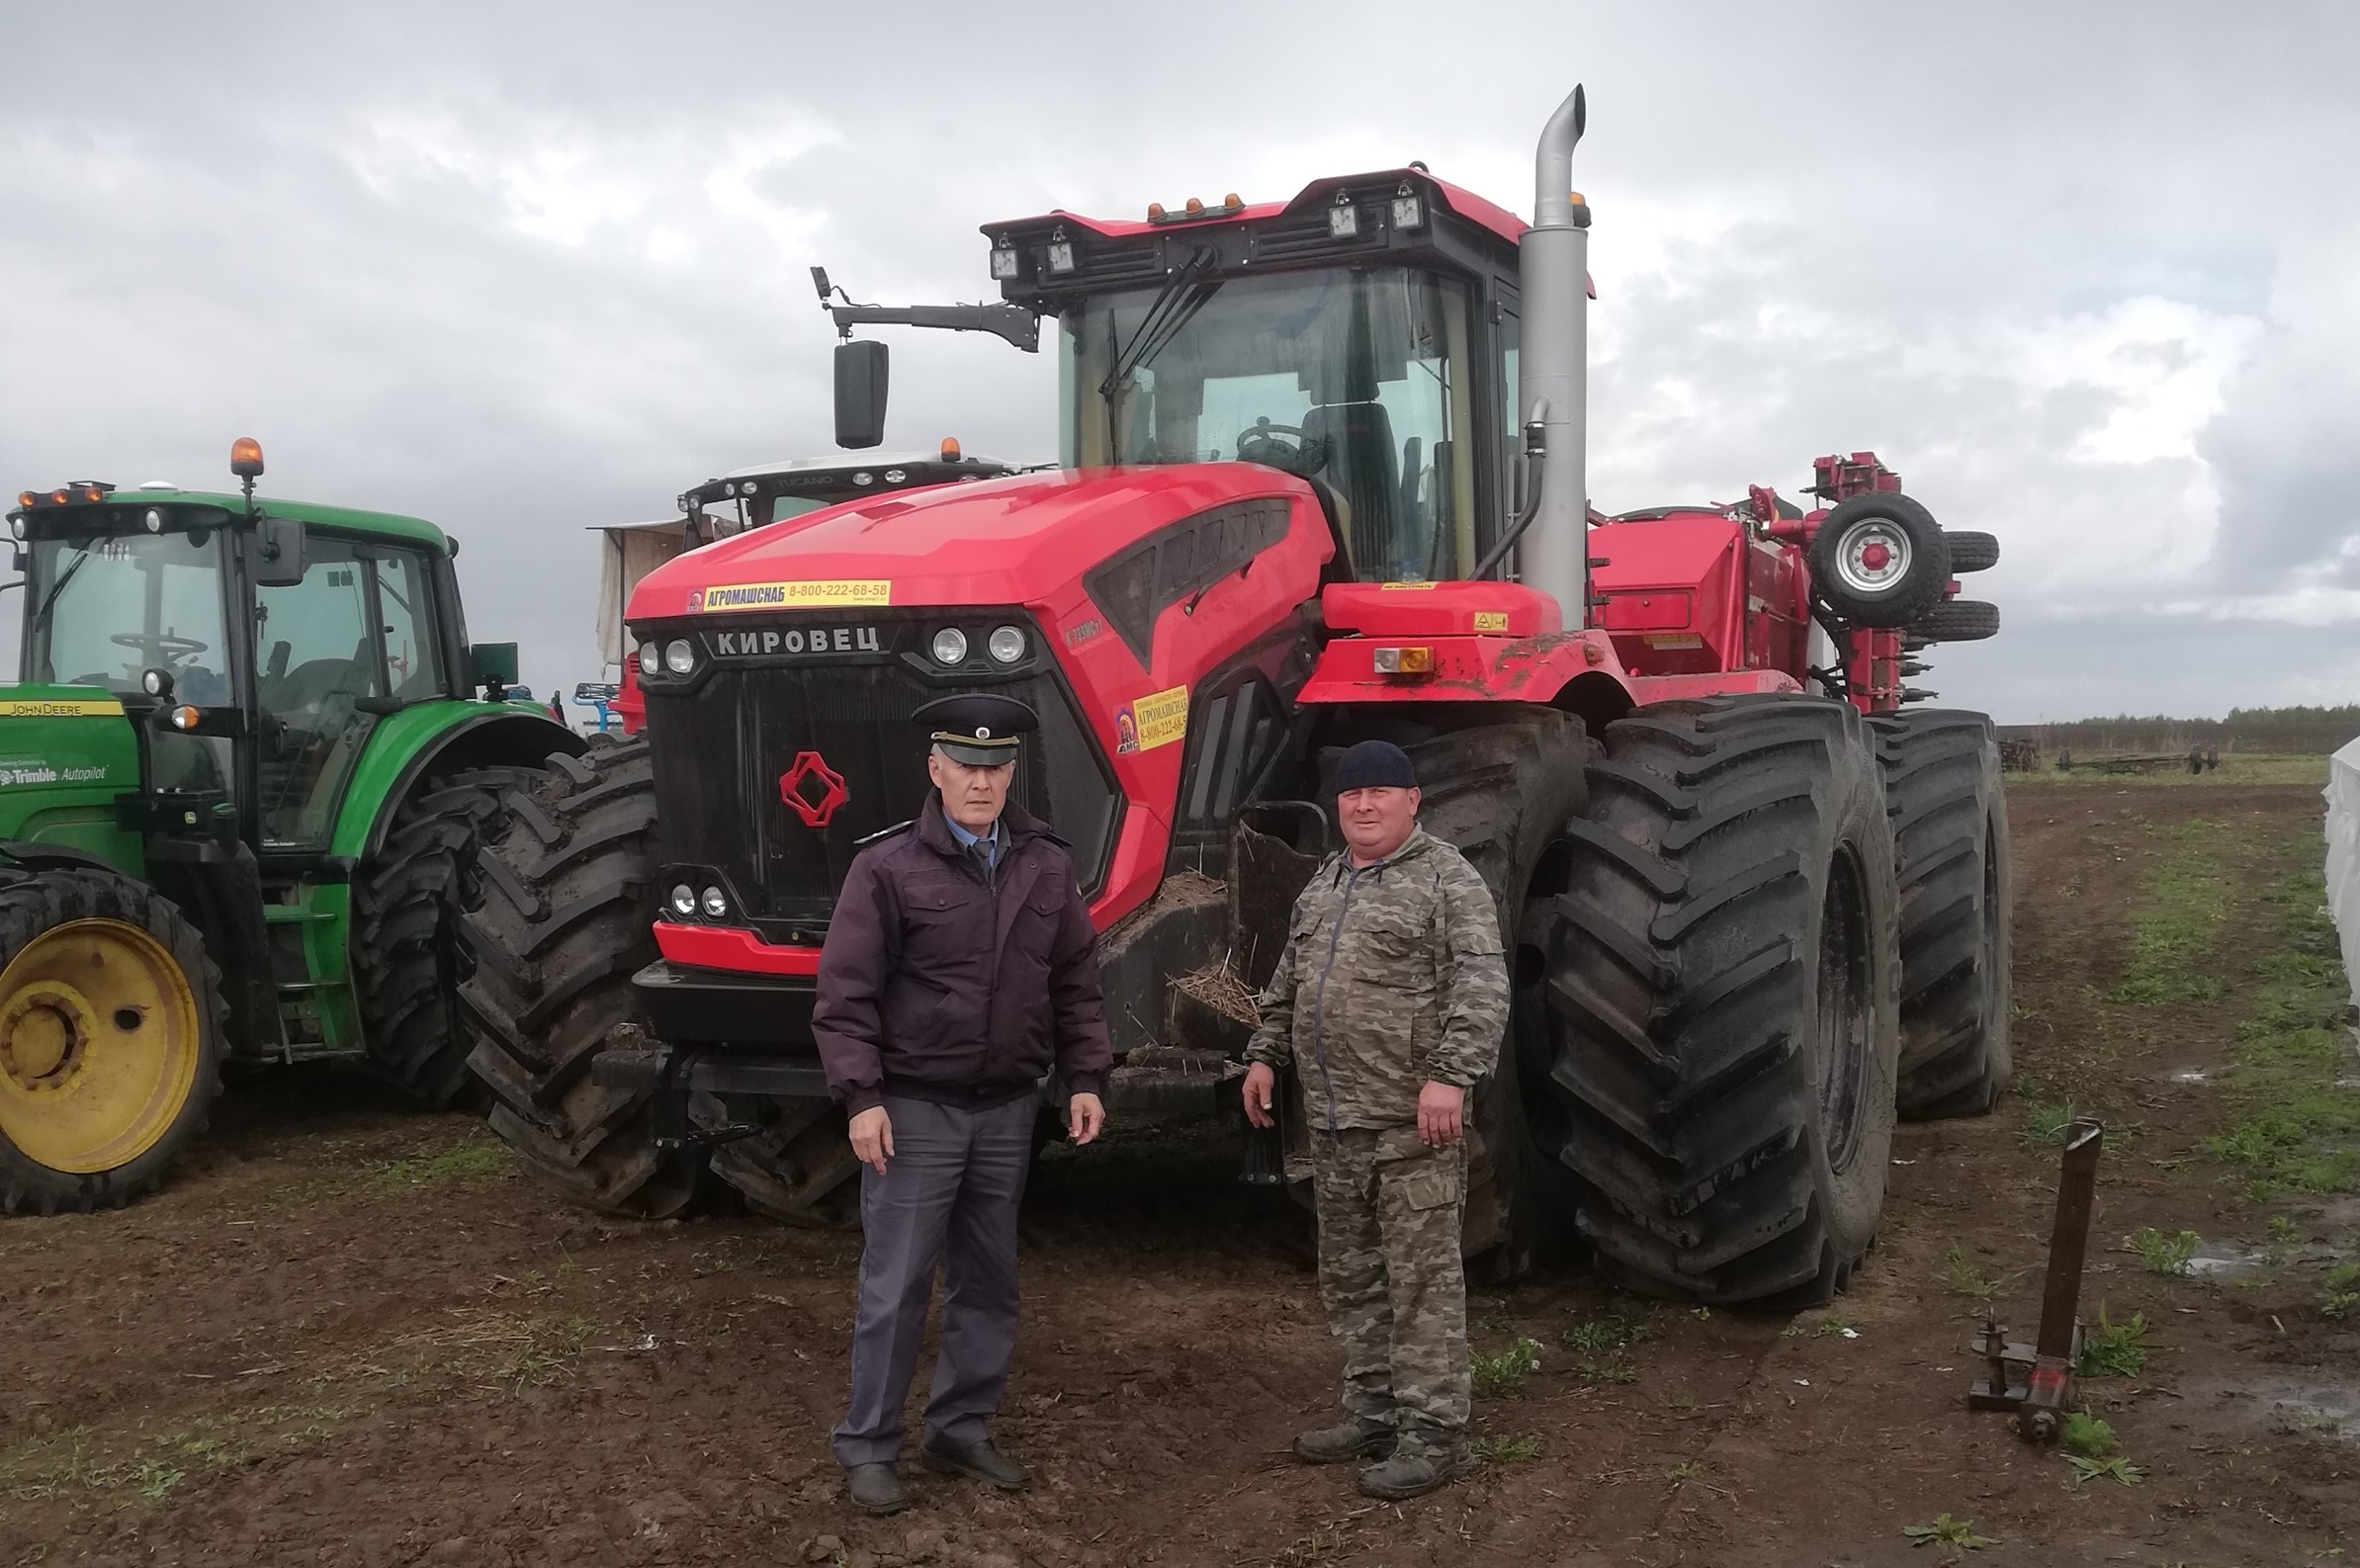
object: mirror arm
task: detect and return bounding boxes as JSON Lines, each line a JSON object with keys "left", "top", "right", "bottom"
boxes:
{"left": 823, "top": 303, "right": 1041, "bottom": 354}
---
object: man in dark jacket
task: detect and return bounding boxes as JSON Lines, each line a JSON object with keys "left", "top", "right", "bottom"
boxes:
{"left": 813, "top": 692, "right": 1110, "bottom": 1517}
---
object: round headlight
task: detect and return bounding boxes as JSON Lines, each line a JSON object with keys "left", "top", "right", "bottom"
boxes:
{"left": 143, "top": 508, "right": 164, "bottom": 533}
{"left": 669, "top": 884, "right": 696, "bottom": 918}
{"left": 140, "top": 668, "right": 167, "bottom": 697}
{"left": 638, "top": 643, "right": 660, "bottom": 677}
{"left": 700, "top": 886, "right": 729, "bottom": 919}
{"left": 930, "top": 627, "right": 969, "bottom": 665}
{"left": 987, "top": 625, "right": 1027, "bottom": 664}
{"left": 7, "top": 516, "right": 22, "bottom": 541}
{"left": 663, "top": 638, "right": 696, "bottom": 675}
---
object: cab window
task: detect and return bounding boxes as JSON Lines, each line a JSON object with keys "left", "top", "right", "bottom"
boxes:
{"left": 375, "top": 548, "right": 447, "bottom": 704}
{"left": 255, "top": 539, "right": 383, "bottom": 847}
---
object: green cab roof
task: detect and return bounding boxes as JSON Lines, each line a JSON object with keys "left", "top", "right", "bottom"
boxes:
{"left": 12, "top": 485, "right": 451, "bottom": 553}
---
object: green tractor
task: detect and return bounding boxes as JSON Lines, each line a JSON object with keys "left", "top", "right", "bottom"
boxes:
{"left": 0, "top": 438, "right": 580, "bottom": 1213}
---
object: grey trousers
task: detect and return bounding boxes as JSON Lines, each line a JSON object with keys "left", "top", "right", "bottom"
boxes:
{"left": 830, "top": 1093, "right": 1035, "bottom": 1467}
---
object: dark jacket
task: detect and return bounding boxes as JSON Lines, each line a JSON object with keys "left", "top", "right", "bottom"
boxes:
{"left": 813, "top": 793, "right": 1111, "bottom": 1115}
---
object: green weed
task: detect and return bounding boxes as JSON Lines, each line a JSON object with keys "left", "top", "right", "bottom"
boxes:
{"left": 376, "top": 1137, "right": 513, "bottom": 1188}
{"left": 1903, "top": 1515, "right": 1995, "bottom": 1549}
{"left": 2101, "top": 824, "right": 2234, "bottom": 1004}
{"left": 2129, "top": 1226, "right": 2201, "bottom": 1276}
{"left": 1471, "top": 1434, "right": 1543, "bottom": 1463}
{"left": 2321, "top": 1262, "right": 2360, "bottom": 1321}
{"left": 1471, "top": 1338, "right": 1542, "bottom": 1400}
{"left": 2061, "top": 1412, "right": 2118, "bottom": 1458}
{"left": 2024, "top": 1096, "right": 2081, "bottom": 1147}
{"left": 1818, "top": 1312, "right": 1858, "bottom": 1339}
{"left": 2065, "top": 1454, "right": 2145, "bottom": 1488}
{"left": 1563, "top": 1316, "right": 1653, "bottom": 1353}
{"left": 2076, "top": 1306, "right": 2147, "bottom": 1379}
{"left": 129, "top": 1461, "right": 182, "bottom": 1503}
{"left": 1577, "top": 1357, "right": 1640, "bottom": 1385}
{"left": 1941, "top": 1245, "right": 2006, "bottom": 1302}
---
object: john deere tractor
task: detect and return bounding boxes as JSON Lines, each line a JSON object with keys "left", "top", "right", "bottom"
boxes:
{"left": 0, "top": 439, "right": 578, "bottom": 1213}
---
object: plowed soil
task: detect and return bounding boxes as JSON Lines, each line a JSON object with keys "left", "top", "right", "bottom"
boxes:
{"left": 4, "top": 780, "right": 2354, "bottom": 1567}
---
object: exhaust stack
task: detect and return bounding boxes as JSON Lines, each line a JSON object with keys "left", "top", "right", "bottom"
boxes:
{"left": 1516, "top": 85, "right": 1591, "bottom": 622}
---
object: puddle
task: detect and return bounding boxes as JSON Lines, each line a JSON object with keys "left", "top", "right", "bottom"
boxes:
{"left": 2183, "top": 1244, "right": 2268, "bottom": 1280}
{"left": 2180, "top": 1372, "right": 2360, "bottom": 1441}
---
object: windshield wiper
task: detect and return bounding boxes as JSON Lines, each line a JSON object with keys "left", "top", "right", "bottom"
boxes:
{"left": 1099, "top": 243, "right": 1221, "bottom": 459}
{"left": 29, "top": 552, "right": 88, "bottom": 635}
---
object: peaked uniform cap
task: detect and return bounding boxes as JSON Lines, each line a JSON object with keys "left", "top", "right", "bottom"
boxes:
{"left": 916, "top": 692, "right": 1036, "bottom": 767}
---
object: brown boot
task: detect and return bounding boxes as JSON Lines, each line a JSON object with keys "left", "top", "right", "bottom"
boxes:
{"left": 1292, "top": 1418, "right": 1394, "bottom": 1464}
{"left": 1357, "top": 1445, "right": 1475, "bottom": 1501}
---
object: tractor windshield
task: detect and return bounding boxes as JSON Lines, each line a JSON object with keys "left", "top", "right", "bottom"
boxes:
{"left": 25, "top": 525, "right": 232, "bottom": 704}
{"left": 1060, "top": 266, "right": 1478, "bottom": 580}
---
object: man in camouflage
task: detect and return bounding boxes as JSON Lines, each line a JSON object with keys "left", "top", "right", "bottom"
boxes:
{"left": 1241, "top": 739, "right": 1509, "bottom": 1501}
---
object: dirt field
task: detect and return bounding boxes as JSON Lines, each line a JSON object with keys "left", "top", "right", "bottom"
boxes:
{"left": 5, "top": 778, "right": 2356, "bottom": 1567}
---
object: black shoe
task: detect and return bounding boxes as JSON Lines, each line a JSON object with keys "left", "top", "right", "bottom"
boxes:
{"left": 1292, "top": 1419, "right": 1395, "bottom": 1464}
{"left": 1357, "top": 1448, "right": 1475, "bottom": 1501}
{"left": 843, "top": 1462, "right": 908, "bottom": 1515}
{"left": 920, "top": 1435, "right": 1030, "bottom": 1491}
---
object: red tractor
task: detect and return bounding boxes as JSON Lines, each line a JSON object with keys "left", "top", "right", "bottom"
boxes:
{"left": 465, "top": 87, "right": 2009, "bottom": 1304}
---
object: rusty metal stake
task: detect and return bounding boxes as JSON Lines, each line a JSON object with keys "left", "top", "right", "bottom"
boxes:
{"left": 1965, "top": 1116, "right": 2104, "bottom": 1440}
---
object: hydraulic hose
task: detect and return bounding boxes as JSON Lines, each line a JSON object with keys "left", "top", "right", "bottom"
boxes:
{"left": 1472, "top": 411, "right": 1550, "bottom": 581}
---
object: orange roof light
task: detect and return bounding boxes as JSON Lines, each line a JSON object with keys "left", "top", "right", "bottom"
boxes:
{"left": 940, "top": 437, "right": 962, "bottom": 461}
{"left": 17, "top": 491, "right": 36, "bottom": 509}
{"left": 229, "top": 437, "right": 265, "bottom": 479}
{"left": 1184, "top": 196, "right": 1204, "bottom": 217}
{"left": 1146, "top": 202, "right": 1167, "bottom": 220}
{"left": 49, "top": 488, "right": 69, "bottom": 505}
{"left": 1223, "top": 193, "right": 1242, "bottom": 209}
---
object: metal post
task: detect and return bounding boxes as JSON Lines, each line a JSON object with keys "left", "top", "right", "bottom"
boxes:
{"left": 2020, "top": 1117, "right": 2104, "bottom": 1441}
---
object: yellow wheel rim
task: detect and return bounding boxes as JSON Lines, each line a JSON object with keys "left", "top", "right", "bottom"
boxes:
{"left": 0, "top": 918, "right": 202, "bottom": 1175}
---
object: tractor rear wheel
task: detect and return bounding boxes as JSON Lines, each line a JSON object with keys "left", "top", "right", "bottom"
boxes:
{"left": 1532, "top": 696, "right": 1901, "bottom": 1306}
{"left": 1877, "top": 711, "right": 2013, "bottom": 1118}
{"left": 1403, "top": 714, "right": 1595, "bottom": 1282}
{"left": 352, "top": 766, "right": 546, "bottom": 1109}
{"left": 0, "top": 864, "right": 227, "bottom": 1214}
{"left": 460, "top": 738, "right": 708, "bottom": 1218}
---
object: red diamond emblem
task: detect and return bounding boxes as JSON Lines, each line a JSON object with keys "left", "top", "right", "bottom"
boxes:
{"left": 779, "top": 750, "right": 849, "bottom": 828}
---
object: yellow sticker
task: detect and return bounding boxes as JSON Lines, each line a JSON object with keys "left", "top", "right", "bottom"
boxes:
{"left": 0, "top": 698, "right": 125, "bottom": 718}
{"left": 1115, "top": 684, "right": 1188, "bottom": 754}
{"left": 1378, "top": 580, "right": 1439, "bottom": 590}
{"left": 1643, "top": 633, "right": 1704, "bottom": 650}
{"left": 686, "top": 580, "right": 892, "bottom": 613}
{"left": 1472, "top": 611, "right": 1509, "bottom": 633}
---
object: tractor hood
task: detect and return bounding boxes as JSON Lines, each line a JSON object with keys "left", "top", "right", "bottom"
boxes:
{"left": 626, "top": 464, "right": 1317, "bottom": 621}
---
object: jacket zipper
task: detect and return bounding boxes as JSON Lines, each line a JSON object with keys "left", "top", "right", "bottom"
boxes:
{"left": 1307, "top": 857, "right": 1380, "bottom": 1134}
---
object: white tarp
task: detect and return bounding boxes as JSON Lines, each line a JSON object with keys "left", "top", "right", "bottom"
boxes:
{"left": 2328, "top": 738, "right": 2360, "bottom": 1011}
{"left": 594, "top": 518, "right": 725, "bottom": 666}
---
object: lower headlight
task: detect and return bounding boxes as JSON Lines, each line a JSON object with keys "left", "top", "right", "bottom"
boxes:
{"left": 930, "top": 627, "right": 969, "bottom": 665}
{"left": 987, "top": 625, "right": 1027, "bottom": 663}
{"left": 638, "top": 643, "right": 660, "bottom": 677}
{"left": 700, "top": 886, "right": 729, "bottom": 919}
{"left": 663, "top": 638, "right": 696, "bottom": 675}
{"left": 668, "top": 884, "right": 696, "bottom": 918}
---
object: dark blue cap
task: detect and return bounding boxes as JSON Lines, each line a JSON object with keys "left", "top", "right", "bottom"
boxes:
{"left": 1334, "top": 740, "right": 1417, "bottom": 793}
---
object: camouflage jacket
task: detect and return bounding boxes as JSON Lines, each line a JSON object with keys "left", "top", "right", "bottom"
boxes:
{"left": 1244, "top": 827, "right": 1508, "bottom": 1132}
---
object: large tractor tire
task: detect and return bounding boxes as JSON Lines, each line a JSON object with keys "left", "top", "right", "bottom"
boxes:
{"left": 1530, "top": 696, "right": 1901, "bottom": 1306}
{"left": 694, "top": 1090, "right": 862, "bottom": 1229}
{"left": 1877, "top": 711, "right": 2013, "bottom": 1118}
{"left": 0, "top": 863, "right": 227, "bottom": 1214}
{"left": 351, "top": 766, "right": 546, "bottom": 1109}
{"left": 1401, "top": 714, "right": 1594, "bottom": 1282}
{"left": 460, "top": 738, "right": 707, "bottom": 1218}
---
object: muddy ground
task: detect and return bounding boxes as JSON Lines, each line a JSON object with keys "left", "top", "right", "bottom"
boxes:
{"left": 4, "top": 778, "right": 2355, "bottom": 1566}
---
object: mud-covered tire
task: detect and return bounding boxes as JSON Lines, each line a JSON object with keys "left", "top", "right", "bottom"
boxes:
{"left": 1911, "top": 598, "right": 2001, "bottom": 643}
{"left": 1807, "top": 493, "right": 1951, "bottom": 628}
{"left": 1944, "top": 531, "right": 2000, "bottom": 573}
{"left": 1532, "top": 696, "right": 1901, "bottom": 1306}
{"left": 695, "top": 1090, "right": 862, "bottom": 1228}
{"left": 460, "top": 738, "right": 707, "bottom": 1218}
{"left": 1402, "top": 714, "right": 1594, "bottom": 1282}
{"left": 1877, "top": 711, "right": 2013, "bottom": 1118}
{"left": 352, "top": 767, "right": 546, "bottom": 1109}
{"left": 0, "top": 864, "right": 228, "bottom": 1214}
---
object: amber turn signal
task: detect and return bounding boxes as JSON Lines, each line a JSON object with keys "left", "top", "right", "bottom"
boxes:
{"left": 229, "top": 437, "right": 265, "bottom": 479}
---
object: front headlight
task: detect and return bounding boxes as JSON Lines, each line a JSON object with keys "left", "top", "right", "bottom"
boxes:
{"left": 663, "top": 638, "right": 696, "bottom": 676}
{"left": 668, "top": 884, "right": 696, "bottom": 918}
{"left": 638, "top": 643, "right": 660, "bottom": 678}
{"left": 930, "top": 627, "right": 969, "bottom": 665}
{"left": 700, "top": 886, "right": 729, "bottom": 919}
{"left": 987, "top": 625, "right": 1027, "bottom": 664}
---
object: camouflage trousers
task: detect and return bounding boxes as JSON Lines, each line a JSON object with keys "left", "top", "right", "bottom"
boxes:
{"left": 1309, "top": 1126, "right": 1469, "bottom": 1459}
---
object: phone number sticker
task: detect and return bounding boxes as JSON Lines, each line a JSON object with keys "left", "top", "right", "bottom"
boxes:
{"left": 686, "top": 580, "right": 892, "bottom": 613}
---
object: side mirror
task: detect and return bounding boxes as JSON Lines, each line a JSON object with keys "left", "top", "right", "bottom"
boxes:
{"left": 254, "top": 515, "right": 306, "bottom": 587}
{"left": 834, "top": 339, "right": 889, "bottom": 450}
{"left": 468, "top": 642, "right": 520, "bottom": 700}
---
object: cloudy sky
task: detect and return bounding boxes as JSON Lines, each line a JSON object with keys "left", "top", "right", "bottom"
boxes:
{"left": 3, "top": 1, "right": 2353, "bottom": 723}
